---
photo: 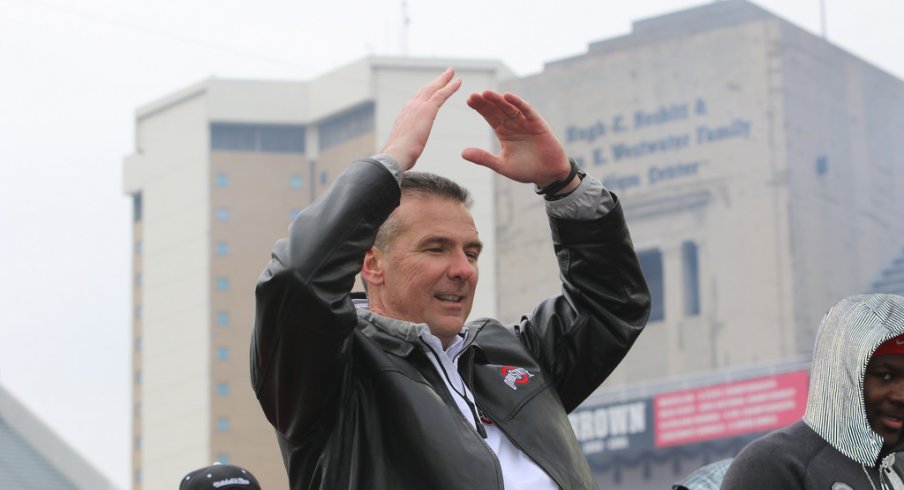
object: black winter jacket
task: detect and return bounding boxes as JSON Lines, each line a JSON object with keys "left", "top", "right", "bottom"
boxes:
{"left": 250, "top": 159, "right": 650, "bottom": 489}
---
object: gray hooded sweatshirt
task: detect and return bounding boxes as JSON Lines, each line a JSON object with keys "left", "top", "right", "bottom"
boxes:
{"left": 722, "top": 294, "right": 904, "bottom": 490}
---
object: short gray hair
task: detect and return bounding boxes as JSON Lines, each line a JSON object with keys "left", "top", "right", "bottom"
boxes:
{"left": 373, "top": 171, "right": 473, "bottom": 250}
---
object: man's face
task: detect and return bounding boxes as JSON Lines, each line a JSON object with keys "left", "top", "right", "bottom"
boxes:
{"left": 864, "top": 354, "right": 904, "bottom": 451}
{"left": 366, "top": 195, "right": 481, "bottom": 345}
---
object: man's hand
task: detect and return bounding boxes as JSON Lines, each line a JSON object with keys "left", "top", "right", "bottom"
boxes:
{"left": 462, "top": 91, "right": 573, "bottom": 189}
{"left": 382, "top": 67, "right": 462, "bottom": 171}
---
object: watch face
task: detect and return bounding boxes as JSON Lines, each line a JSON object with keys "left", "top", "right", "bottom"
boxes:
{"left": 571, "top": 159, "right": 587, "bottom": 179}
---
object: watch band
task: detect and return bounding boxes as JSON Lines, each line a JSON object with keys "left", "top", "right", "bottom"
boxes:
{"left": 535, "top": 158, "right": 583, "bottom": 196}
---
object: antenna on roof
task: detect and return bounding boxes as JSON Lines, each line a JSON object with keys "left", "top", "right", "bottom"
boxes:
{"left": 401, "top": 0, "right": 411, "bottom": 56}
{"left": 820, "top": 0, "right": 828, "bottom": 38}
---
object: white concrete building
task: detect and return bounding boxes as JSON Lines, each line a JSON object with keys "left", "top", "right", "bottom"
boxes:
{"left": 496, "top": 0, "right": 904, "bottom": 382}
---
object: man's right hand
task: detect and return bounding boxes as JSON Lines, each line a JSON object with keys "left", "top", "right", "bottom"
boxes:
{"left": 462, "top": 90, "right": 572, "bottom": 190}
{"left": 381, "top": 67, "right": 462, "bottom": 171}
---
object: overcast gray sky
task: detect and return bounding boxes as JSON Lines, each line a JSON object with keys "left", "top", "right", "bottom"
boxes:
{"left": 1, "top": 0, "right": 902, "bottom": 487}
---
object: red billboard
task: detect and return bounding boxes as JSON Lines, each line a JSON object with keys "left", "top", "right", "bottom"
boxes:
{"left": 653, "top": 370, "right": 808, "bottom": 447}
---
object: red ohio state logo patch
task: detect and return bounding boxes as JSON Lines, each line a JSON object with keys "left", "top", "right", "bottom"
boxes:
{"left": 500, "top": 366, "right": 534, "bottom": 390}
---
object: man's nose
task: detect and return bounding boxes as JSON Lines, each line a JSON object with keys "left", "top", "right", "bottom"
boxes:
{"left": 891, "top": 382, "right": 904, "bottom": 404}
{"left": 448, "top": 250, "right": 476, "bottom": 281}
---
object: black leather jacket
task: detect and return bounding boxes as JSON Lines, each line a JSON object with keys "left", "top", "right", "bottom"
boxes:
{"left": 251, "top": 159, "right": 650, "bottom": 489}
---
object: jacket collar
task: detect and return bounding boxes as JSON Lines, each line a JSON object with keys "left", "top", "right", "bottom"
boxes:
{"left": 355, "top": 306, "right": 487, "bottom": 357}
{"left": 357, "top": 309, "right": 426, "bottom": 356}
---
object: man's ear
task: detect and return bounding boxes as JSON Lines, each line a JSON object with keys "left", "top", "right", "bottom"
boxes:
{"left": 361, "top": 247, "right": 384, "bottom": 286}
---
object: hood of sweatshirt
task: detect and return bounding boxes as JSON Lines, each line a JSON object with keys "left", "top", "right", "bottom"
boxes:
{"left": 803, "top": 294, "right": 904, "bottom": 466}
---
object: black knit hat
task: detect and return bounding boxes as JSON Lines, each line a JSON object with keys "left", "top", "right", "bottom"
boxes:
{"left": 179, "top": 463, "right": 261, "bottom": 490}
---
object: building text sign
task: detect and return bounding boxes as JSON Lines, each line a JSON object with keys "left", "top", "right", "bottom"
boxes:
{"left": 562, "top": 98, "right": 753, "bottom": 191}
{"left": 569, "top": 400, "right": 653, "bottom": 456}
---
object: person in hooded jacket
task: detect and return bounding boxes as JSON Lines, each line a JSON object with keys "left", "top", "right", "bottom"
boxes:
{"left": 721, "top": 293, "right": 904, "bottom": 490}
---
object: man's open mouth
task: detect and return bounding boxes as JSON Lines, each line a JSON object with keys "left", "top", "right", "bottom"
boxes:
{"left": 435, "top": 294, "right": 463, "bottom": 303}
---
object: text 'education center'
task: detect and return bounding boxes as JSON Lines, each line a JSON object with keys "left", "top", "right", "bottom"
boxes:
{"left": 123, "top": 2, "right": 904, "bottom": 489}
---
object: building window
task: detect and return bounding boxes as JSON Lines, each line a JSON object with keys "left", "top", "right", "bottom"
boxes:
{"left": 317, "top": 103, "right": 375, "bottom": 150}
{"left": 320, "top": 171, "right": 328, "bottom": 186}
{"left": 816, "top": 155, "right": 829, "bottom": 176}
{"left": 215, "top": 207, "right": 230, "bottom": 222}
{"left": 216, "top": 417, "right": 230, "bottom": 432}
{"left": 135, "top": 370, "right": 142, "bottom": 384}
{"left": 135, "top": 272, "right": 142, "bottom": 287}
{"left": 217, "top": 346, "right": 230, "bottom": 361}
{"left": 217, "top": 382, "right": 230, "bottom": 396}
{"left": 210, "top": 123, "right": 306, "bottom": 153}
{"left": 637, "top": 249, "right": 664, "bottom": 322}
{"left": 135, "top": 240, "right": 142, "bottom": 255}
{"left": 216, "top": 277, "right": 229, "bottom": 291}
{"left": 216, "top": 453, "right": 230, "bottom": 464}
{"left": 135, "top": 403, "right": 142, "bottom": 417}
{"left": 135, "top": 337, "right": 142, "bottom": 352}
{"left": 216, "top": 172, "right": 229, "bottom": 188}
{"left": 133, "top": 193, "right": 142, "bottom": 223}
{"left": 215, "top": 241, "right": 229, "bottom": 256}
{"left": 216, "top": 311, "right": 230, "bottom": 326}
{"left": 682, "top": 241, "right": 701, "bottom": 316}
{"left": 135, "top": 469, "right": 142, "bottom": 484}
{"left": 135, "top": 436, "right": 142, "bottom": 450}
{"left": 290, "top": 175, "right": 304, "bottom": 189}
{"left": 135, "top": 305, "right": 143, "bottom": 319}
